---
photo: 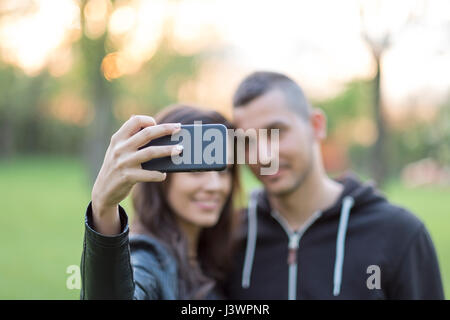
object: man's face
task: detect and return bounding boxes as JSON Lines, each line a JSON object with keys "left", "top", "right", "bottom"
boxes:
{"left": 234, "top": 89, "right": 317, "bottom": 196}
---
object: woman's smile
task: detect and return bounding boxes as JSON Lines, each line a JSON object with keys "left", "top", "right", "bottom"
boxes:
{"left": 191, "top": 196, "right": 222, "bottom": 211}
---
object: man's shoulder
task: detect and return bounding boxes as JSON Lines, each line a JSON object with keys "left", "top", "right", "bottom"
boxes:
{"left": 360, "top": 198, "right": 424, "bottom": 234}
{"left": 354, "top": 198, "right": 428, "bottom": 258}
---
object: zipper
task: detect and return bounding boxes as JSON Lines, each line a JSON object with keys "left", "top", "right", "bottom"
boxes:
{"left": 288, "top": 233, "right": 301, "bottom": 300}
{"left": 288, "top": 233, "right": 300, "bottom": 264}
{"left": 271, "top": 210, "right": 322, "bottom": 300}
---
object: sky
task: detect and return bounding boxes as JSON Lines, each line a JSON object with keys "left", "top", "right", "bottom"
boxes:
{"left": 1, "top": 0, "right": 449, "bottom": 110}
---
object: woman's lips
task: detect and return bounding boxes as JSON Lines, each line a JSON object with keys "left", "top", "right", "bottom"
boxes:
{"left": 192, "top": 199, "right": 221, "bottom": 211}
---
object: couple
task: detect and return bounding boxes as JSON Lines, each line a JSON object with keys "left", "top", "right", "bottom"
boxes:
{"left": 80, "top": 71, "right": 444, "bottom": 300}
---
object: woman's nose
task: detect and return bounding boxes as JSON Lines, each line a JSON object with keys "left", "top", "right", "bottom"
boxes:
{"left": 202, "top": 171, "right": 223, "bottom": 191}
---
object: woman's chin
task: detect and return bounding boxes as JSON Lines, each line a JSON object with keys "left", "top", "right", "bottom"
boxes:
{"left": 179, "top": 201, "right": 224, "bottom": 228}
{"left": 192, "top": 215, "right": 220, "bottom": 228}
{"left": 192, "top": 210, "right": 222, "bottom": 227}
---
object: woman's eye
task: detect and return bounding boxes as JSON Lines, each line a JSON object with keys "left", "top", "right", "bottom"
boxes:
{"left": 187, "top": 167, "right": 231, "bottom": 178}
{"left": 219, "top": 166, "right": 232, "bottom": 175}
{"left": 189, "top": 171, "right": 205, "bottom": 176}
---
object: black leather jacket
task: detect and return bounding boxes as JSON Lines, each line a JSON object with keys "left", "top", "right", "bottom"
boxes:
{"left": 80, "top": 202, "right": 179, "bottom": 299}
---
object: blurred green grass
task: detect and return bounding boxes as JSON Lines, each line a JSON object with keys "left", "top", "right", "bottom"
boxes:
{"left": 0, "top": 156, "right": 448, "bottom": 299}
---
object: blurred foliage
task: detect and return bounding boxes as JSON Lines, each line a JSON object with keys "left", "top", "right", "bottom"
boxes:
{"left": 386, "top": 102, "right": 450, "bottom": 178}
{"left": 0, "top": 36, "right": 202, "bottom": 159}
{"left": 314, "top": 80, "right": 373, "bottom": 133}
{"left": 429, "top": 102, "right": 450, "bottom": 166}
{"left": 0, "top": 0, "right": 448, "bottom": 179}
{"left": 116, "top": 38, "right": 202, "bottom": 114}
{"left": 314, "top": 79, "right": 450, "bottom": 180}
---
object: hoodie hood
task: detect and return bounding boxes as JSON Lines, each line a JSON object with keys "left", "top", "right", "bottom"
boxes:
{"left": 253, "top": 171, "right": 386, "bottom": 219}
{"left": 323, "top": 171, "right": 386, "bottom": 218}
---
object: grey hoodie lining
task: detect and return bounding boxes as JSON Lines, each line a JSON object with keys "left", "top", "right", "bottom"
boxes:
{"left": 241, "top": 189, "right": 259, "bottom": 289}
{"left": 241, "top": 190, "right": 355, "bottom": 298}
{"left": 333, "top": 195, "right": 354, "bottom": 296}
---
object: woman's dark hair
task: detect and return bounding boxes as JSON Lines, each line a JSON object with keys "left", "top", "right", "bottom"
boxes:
{"left": 130, "top": 104, "right": 240, "bottom": 299}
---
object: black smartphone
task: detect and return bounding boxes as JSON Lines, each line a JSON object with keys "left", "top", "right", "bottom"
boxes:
{"left": 140, "top": 124, "right": 228, "bottom": 172}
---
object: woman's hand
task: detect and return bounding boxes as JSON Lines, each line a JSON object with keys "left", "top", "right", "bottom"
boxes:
{"left": 90, "top": 115, "right": 182, "bottom": 235}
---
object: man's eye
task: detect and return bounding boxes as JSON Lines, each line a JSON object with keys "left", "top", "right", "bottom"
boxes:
{"left": 266, "top": 129, "right": 278, "bottom": 138}
{"left": 271, "top": 128, "right": 283, "bottom": 136}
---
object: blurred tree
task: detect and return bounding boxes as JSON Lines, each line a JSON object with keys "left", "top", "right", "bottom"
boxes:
{"left": 428, "top": 101, "right": 450, "bottom": 166}
{"left": 314, "top": 80, "right": 372, "bottom": 133}
{"left": 0, "top": 63, "right": 16, "bottom": 158}
{"left": 0, "top": 62, "right": 48, "bottom": 157}
{"left": 120, "top": 37, "right": 201, "bottom": 113}
{"left": 386, "top": 102, "right": 450, "bottom": 181}
{"left": 315, "top": 79, "right": 373, "bottom": 175}
{"left": 359, "top": 0, "right": 426, "bottom": 186}
{"left": 0, "top": 0, "right": 204, "bottom": 183}
{"left": 78, "top": 0, "right": 203, "bottom": 183}
{"left": 79, "top": 0, "right": 117, "bottom": 185}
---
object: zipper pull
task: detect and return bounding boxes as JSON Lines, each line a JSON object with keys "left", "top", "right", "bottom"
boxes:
{"left": 287, "top": 233, "right": 300, "bottom": 265}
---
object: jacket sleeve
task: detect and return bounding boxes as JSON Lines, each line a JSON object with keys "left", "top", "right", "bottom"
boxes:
{"left": 80, "top": 202, "right": 155, "bottom": 300}
{"left": 388, "top": 223, "right": 445, "bottom": 299}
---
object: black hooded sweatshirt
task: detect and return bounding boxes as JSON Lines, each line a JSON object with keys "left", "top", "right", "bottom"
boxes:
{"left": 224, "top": 173, "right": 444, "bottom": 299}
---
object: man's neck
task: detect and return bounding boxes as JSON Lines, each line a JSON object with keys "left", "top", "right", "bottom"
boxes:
{"left": 267, "top": 168, "right": 344, "bottom": 231}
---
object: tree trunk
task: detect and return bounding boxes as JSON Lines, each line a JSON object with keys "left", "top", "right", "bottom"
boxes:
{"left": 0, "top": 108, "right": 14, "bottom": 158}
{"left": 371, "top": 56, "right": 387, "bottom": 186}
{"left": 80, "top": 2, "right": 116, "bottom": 186}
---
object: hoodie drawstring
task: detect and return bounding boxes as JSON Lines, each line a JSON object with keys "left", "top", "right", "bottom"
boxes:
{"left": 333, "top": 195, "right": 355, "bottom": 296}
{"left": 241, "top": 190, "right": 259, "bottom": 289}
{"left": 241, "top": 191, "right": 356, "bottom": 298}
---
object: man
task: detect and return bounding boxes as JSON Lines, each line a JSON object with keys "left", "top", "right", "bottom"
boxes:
{"left": 224, "top": 71, "right": 444, "bottom": 299}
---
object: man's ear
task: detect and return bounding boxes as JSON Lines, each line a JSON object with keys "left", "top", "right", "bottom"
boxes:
{"left": 310, "top": 108, "right": 327, "bottom": 140}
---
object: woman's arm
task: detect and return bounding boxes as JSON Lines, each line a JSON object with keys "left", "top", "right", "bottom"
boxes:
{"left": 90, "top": 115, "right": 182, "bottom": 236}
{"left": 81, "top": 202, "right": 170, "bottom": 300}
{"left": 80, "top": 115, "right": 182, "bottom": 299}
{"left": 80, "top": 202, "right": 135, "bottom": 299}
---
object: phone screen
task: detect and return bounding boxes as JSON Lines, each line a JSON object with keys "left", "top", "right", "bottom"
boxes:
{"left": 140, "top": 124, "right": 228, "bottom": 172}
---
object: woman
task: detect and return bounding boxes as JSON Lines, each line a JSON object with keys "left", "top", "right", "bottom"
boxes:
{"left": 80, "top": 105, "right": 240, "bottom": 299}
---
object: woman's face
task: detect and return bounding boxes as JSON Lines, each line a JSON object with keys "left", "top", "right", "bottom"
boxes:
{"left": 167, "top": 168, "right": 233, "bottom": 228}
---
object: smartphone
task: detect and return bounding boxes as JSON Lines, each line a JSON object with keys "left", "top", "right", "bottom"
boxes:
{"left": 140, "top": 123, "right": 228, "bottom": 172}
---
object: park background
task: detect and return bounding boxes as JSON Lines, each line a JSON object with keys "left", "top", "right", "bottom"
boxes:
{"left": 0, "top": 0, "right": 449, "bottom": 299}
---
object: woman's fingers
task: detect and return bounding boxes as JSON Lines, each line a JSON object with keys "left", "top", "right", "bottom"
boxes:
{"left": 127, "top": 168, "right": 167, "bottom": 183}
{"left": 126, "top": 122, "right": 181, "bottom": 150}
{"left": 112, "top": 115, "right": 157, "bottom": 143}
{"left": 128, "top": 144, "right": 183, "bottom": 165}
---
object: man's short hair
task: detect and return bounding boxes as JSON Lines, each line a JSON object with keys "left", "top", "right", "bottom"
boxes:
{"left": 232, "top": 71, "right": 312, "bottom": 120}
